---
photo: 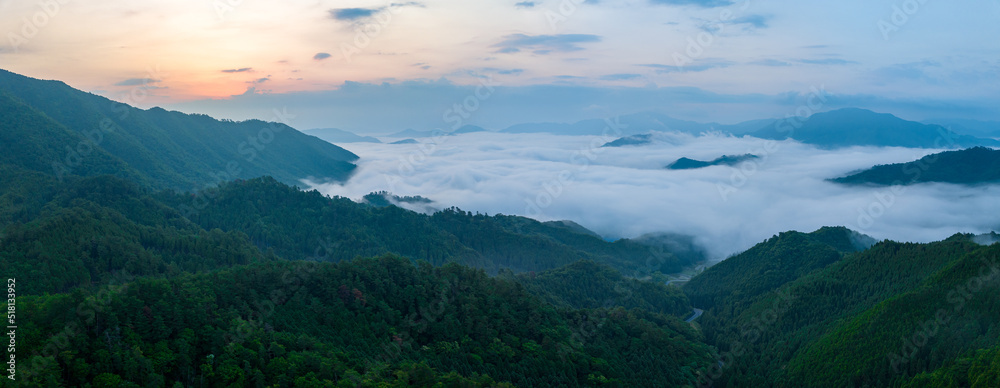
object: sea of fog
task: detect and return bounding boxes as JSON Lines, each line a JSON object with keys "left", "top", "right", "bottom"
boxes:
{"left": 308, "top": 131, "right": 1000, "bottom": 261}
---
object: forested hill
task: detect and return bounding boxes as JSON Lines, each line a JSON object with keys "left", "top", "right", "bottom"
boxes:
{"left": 685, "top": 233, "right": 1000, "bottom": 387}
{"left": 155, "top": 176, "right": 700, "bottom": 275}
{"left": 683, "top": 226, "right": 874, "bottom": 310}
{"left": 833, "top": 146, "right": 1000, "bottom": 186}
{"left": 14, "top": 255, "right": 716, "bottom": 387}
{"left": 0, "top": 169, "right": 715, "bottom": 386}
{"left": 0, "top": 69, "right": 358, "bottom": 191}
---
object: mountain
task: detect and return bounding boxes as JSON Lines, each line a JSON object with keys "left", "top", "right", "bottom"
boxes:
{"left": 753, "top": 108, "right": 1000, "bottom": 149}
{"left": 501, "top": 112, "right": 777, "bottom": 137}
{"left": 833, "top": 147, "right": 1000, "bottom": 186}
{"left": 0, "top": 168, "right": 713, "bottom": 386}
{"left": 684, "top": 226, "right": 873, "bottom": 310}
{"left": 387, "top": 128, "right": 437, "bottom": 138}
{"left": 0, "top": 69, "right": 358, "bottom": 190}
{"left": 156, "top": 177, "right": 704, "bottom": 275}
{"left": 20, "top": 255, "right": 715, "bottom": 387}
{"left": 602, "top": 134, "right": 652, "bottom": 147}
{"left": 512, "top": 260, "right": 692, "bottom": 317}
{"left": 390, "top": 138, "right": 419, "bottom": 144}
{"left": 541, "top": 220, "right": 603, "bottom": 238}
{"left": 666, "top": 154, "right": 759, "bottom": 170}
{"left": 924, "top": 117, "right": 1000, "bottom": 139}
{"left": 685, "top": 232, "right": 1000, "bottom": 387}
{"left": 452, "top": 124, "right": 488, "bottom": 134}
{"left": 305, "top": 127, "right": 382, "bottom": 143}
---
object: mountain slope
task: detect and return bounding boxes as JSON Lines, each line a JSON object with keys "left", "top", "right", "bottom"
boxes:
{"left": 0, "top": 69, "right": 358, "bottom": 190}
{"left": 833, "top": 147, "right": 1000, "bottom": 186}
{"left": 683, "top": 226, "right": 872, "bottom": 310}
{"left": 16, "top": 256, "right": 715, "bottom": 387}
{"left": 688, "top": 233, "right": 996, "bottom": 387}
{"left": 753, "top": 108, "right": 1000, "bottom": 149}
{"left": 156, "top": 177, "right": 700, "bottom": 275}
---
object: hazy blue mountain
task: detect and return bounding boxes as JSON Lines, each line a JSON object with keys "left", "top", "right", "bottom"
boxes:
{"left": 305, "top": 127, "right": 382, "bottom": 143}
{"left": 666, "top": 154, "right": 759, "bottom": 170}
{"left": 0, "top": 69, "right": 358, "bottom": 190}
{"left": 753, "top": 108, "right": 1000, "bottom": 149}
{"left": 923, "top": 117, "right": 1000, "bottom": 138}
{"left": 452, "top": 124, "right": 488, "bottom": 134}
{"left": 501, "top": 112, "right": 777, "bottom": 137}
{"left": 602, "top": 134, "right": 653, "bottom": 147}
{"left": 722, "top": 118, "right": 780, "bottom": 135}
{"left": 833, "top": 146, "right": 1000, "bottom": 186}
{"left": 390, "top": 138, "right": 419, "bottom": 144}
{"left": 387, "top": 128, "right": 436, "bottom": 138}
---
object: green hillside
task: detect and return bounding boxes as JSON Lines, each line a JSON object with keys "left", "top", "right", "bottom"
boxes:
{"left": 0, "top": 69, "right": 358, "bottom": 191}
{"left": 833, "top": 146, "right": 1000, "bottom": 186}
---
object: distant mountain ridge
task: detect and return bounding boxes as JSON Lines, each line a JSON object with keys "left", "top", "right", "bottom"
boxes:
{"left": 305, "top": 127, "right": 382, "bottom": 143}
{"left": 500, "top": 112, "right": 776, "bottom": 136}
{"left": 753, "top": 108, "right": 1000, "bottom": 149}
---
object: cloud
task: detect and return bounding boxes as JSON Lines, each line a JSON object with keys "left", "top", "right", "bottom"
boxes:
{"left": 798, "top": 58, "right": 858, "bottom": 65}
{"left": 728, "top": 14, "right": 770, "bottom": 29}
{"left": 221, "top": 68, "right": 253, "bottom": 73}
{"left": 649, "top": 0, "right": 734, "bottom": 7}
{"left": 871, "top": 60, "right": 940, "bottom": 82}
{"left": 314, "top": 52, "right": 332, "bottom": 60}
{"left": 700, "top": 14, "right": 771, "bottom": 33}
{"left": 329, "top": 8, "right": 378, "bottom": 21}
{"left": 309, "top": 132, "right": 1000, "bottom": 261}
{"left": 600, "top": 73, "right": 642, "bottom": 81}
{"left": 329, "top": 3, "right": 424, "bottom": 21}
{"left": 115, "top": 78, "right": 161, "bottom": 86}
{"left": 750, "top": 59, "right": 792, "bottom": 67}
{"left": 639, "top": 60, "right": 734, "bottom": 73}
{"left": 493, "top": 34, "right": 601, "bottom": 54}
{"left": 254, "top": 77, "right": 270, "bottom": 83}
{"left": 515, "top": 1, "right": 536, "bottom": 8}
{"left": 497, "top": 68, "right": 524, "bottom": 75}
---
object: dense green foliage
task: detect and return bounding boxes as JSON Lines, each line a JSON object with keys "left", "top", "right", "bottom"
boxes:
{"left": 0, "top": 175, "right": 271, "bottom": 295}
{"left": 511, "top": 260, "right": 691, "bottom": 317}
{"left": 903, "top": 345, "right": 1000, "bottom": 387}
{"left": 155, "top": 177, "right": 696, "bottom": 275}
{"left": 753, "top": 108, "right": 999, "bottom": 148}
{"left": 9, "top": 256, "right": 713, "bottom": 387}
{"left": 683, "top": 227, "right": 871, "bottom": 311}
{"left": 687, "top": 232, "right": 1000, "bottom": 387}
{"left": 0, "top": 69, "right": 358, "bottom": 191}
{"left": 833, "top": 146, "right": 1000, "bottom": 186}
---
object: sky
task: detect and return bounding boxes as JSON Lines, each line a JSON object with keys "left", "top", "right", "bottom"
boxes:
{"left": 2, "top": 0, "right": 999, "bottom": 133}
